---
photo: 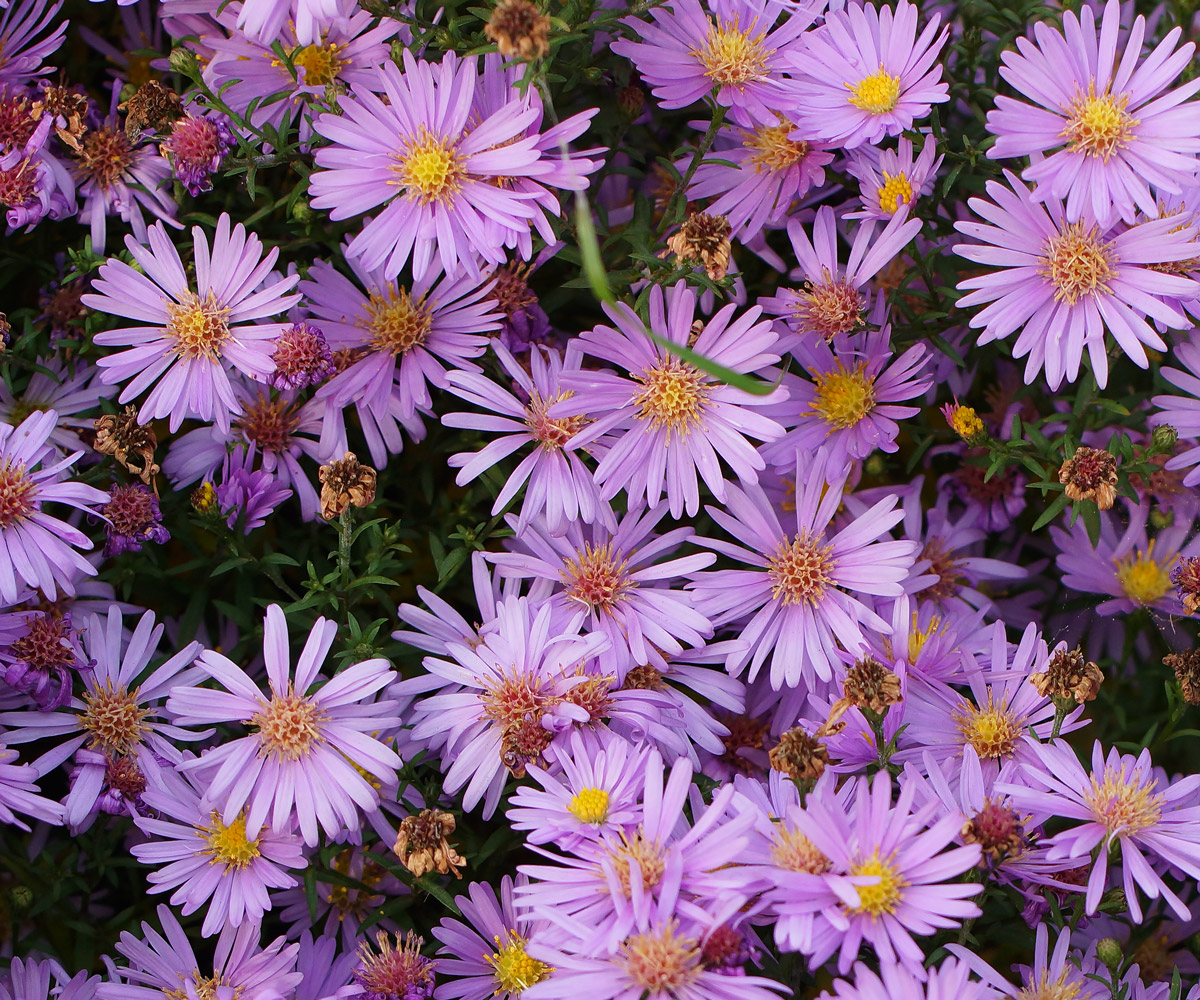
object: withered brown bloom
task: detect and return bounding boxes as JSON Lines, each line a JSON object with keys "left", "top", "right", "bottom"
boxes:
{"left": 484, "top": 0, "right": 551, "bottom": 60}
{"left": 1058, "top": 445, "right": 1118, "bottom": 510}
{"left": 664, "top": 212, "right": 733, "bottom": 281}
{"left": 1031, "top": 646, "right": 1103, "bottom": 705}
{"left": 93, "top": 406, "right": 160, "bottom": 485}
{"left": 318, "top": 452, "right": 377, "bottom": 520}
{"left": 393, "top": 808, "right": 466, "bottom": 879}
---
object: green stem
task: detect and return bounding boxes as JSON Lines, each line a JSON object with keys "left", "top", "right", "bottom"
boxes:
{"left": 660, "top": 102, "right": 727, "bottom": 235}
{"left": 338, "top": 506, "right": 354, "bottom": 589}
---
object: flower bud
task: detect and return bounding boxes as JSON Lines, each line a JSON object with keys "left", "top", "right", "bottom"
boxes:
{"left": 1151, "top": 423, "right": 1178, "bottom": 452}
{"left": 1095, "top": 937, "right": 1123, "bottom": 970}
{"left": 168, "top": 46, "right": 200, "bottom": 79}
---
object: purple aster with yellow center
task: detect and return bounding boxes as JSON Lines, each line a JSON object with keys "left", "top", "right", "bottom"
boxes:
{"left": 82, "top": 214, "right": 301, "bottom": 434}
{"left": 985, "top": 0, "right": 1200, "bottom": 228}
{"left": 952, "top": 170, "right": 1200, "bottom": 390}
{"left": 690, "top": 448, "right": 919, "bottom": 690}
{"left": 166, "top": 603, "right": 401, "bottom": 846}
{"left": 845, "top": 137, "right": 942, "bottom": 222}
{"left": 551, "top": 281, "right": 787, "bottom": 519}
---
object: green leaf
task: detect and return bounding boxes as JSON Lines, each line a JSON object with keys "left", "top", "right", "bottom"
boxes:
{"left": 1031, "top": 491, "right": 1071, "bottom": 531}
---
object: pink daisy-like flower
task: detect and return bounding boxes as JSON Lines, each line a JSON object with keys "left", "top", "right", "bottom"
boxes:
{"left": 552, "top": 281, "right": 787, "bottom": 519}
{"left": 82, "top": 214, "right": 301, "bottom": 433}
{"left": 611, "top": 0, "right": 816, "bottom": 127}
{"left": 761, "top": 325, "right": 932, "bottom": 474}
{"left": 132, "top": 766, "right": 306, "bottom": 937}
{"left": 1001, "top": 740, "right": 1200, "bottom": 922}
{"left": 690, "top": 448, "right": 918, "bottom": 689}
{"left": 0, "top": 409, "right": 108, "bottom": 605}
{"left": 760, "top": 206, "right": 921, "bottom": 342}
{"left": 684, "top": 115, "right": 835, "bottom": 240}
{"left": 952, "top": 170, "right": 1200, "bottom": 390}
{"left": 950, "top": 924, "right": 1108, "bottom": 1000}
{"left": 985, "top": 0, "right": 1200, "bottom": 228}
{"left": 0, "top": 355, "right": 115, "bottom": 454}
{"left": 1151, "top": 332, "right": 1200, "bottom": 487}
{"left": 487, "top": 503, "right": 714, "bottom": 674}
{"left": 785, "top": 0, "right": 949, "bottom": 149}
{"left": 310, "top": 50, "right": 599, "bottom": 281}
{"left": 0, "top": 0, "right": 66, "bottom": 89}
{"left": 302, "top": 254, "right": 500, "bottom": 466}
{"left": 166, "top": 604, "right": 401, "bottom": 846}
{"left": 443, "top": 342, "right": 611, "bottom": 537}
{"left": 845, "top": 136, "right": 942, "bottom": 221}
{"left": 819, "top": 957, "right": 997, "bottom": 1000}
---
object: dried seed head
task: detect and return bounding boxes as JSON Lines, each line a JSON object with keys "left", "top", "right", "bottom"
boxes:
{"left": 393, "top": 809, "right": 466, "bottom": 879}
{"left": 841, "top": 656, "right": 902, "bottom": 715}
{"left": 120, "top": 80, "right": 183, "bottom": 143}
{"left": 664, "top": 212, "right": 733, "bottom": 281}
{"left": 1171, "top": 556, "right": 1200, "bottom": 614}
{"left": 30, "top": 80, "right": 88, "bottom": 152}
{"left": 93, "top": 407, "right": 159, "bottom": 485}
{"left": 1058, "top": 445, "right": 1118, "bottom": 510}
{"left": 1031, "top": 646, "right": 1103, "bottom": 704}
{"left": 1164, "top": 648, "right": 1200, "bottom": 705}
{"left": 318, "top": 452, "right": 376, "bottom": 520}
{"left": 0, "top": 312, "right": 10, "bottom": 349}
{"left": 768, "top": 726, "right": 828, "bottom": 782}
{"left": 484, "top": 0, "right": 551, "bottom": 60}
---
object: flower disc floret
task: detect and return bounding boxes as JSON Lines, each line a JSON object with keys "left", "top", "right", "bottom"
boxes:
{"left": 848, "top": 67, "right": 901, "bottom": 113}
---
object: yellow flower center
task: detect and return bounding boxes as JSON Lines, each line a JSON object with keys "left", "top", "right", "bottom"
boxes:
{"left": 163, "top": 973, "right": 228, "bottom": 1000}
{"left": 291, "top": 42, "right": 346, "bottom": 87}
{"left": 562, "top": 542, "right": 632, "bottom": 614}
{"left": 167, "top": 290, "right": 232, "bottom": 361}
{"left": 621, "top": 922, "right": 701, "bottom": 994}
{"left": 877, "top": 171, "right": 913, "bottom": 214}
{"left": 792, "top": 271, "right": 864, "bottom": 340}
{"left": 525, "top": 390, "right": 586, "bottom": 451}
{"left": 1114, "top": 542, "right": 1175, "bottom": 606}
{"left": 693, "top": 17, "right": 770, "bottom": 88}
{"left": 202, "top": 810, "right": 262, "bottom": 870}
{"left": 907, "top": 613, "right": 943, "bottom": 663}
{"left": 1061, "top": 83, "right": 1138, "bottom": 161}
{"left": 1084, "top": 765, "right": 1164, "bottom": 839}
{"left": 486, "top": 931, "right": 552, "bottom": 995}
{"left": 361, "top": 287, "right": 433, "bottom": 356}
{"left": 608, "top": 828, "right": 665, "bottom": 896}
{"left": 953, "top": 692, "right": 1023, "bottom": 760}
{"left": 770, "top": 824, "right": 832, "bottom": 873}
{"left": 0, "top": 461, "right": 38, "bottom": 528}
{"left": 632, "top": 358, "right": 709, "bottom": 438}
{"left": 1016, "top": 969, "right": 1082, "bottom": 1000}
{"left": 810, "top": 360, "right": 876, "bottom": 429}
{"left": 395, "top": 128, "right": 464, "bottom": 203}
{"left": 1040, "top": 222, "right": 1117, "bottom": 306}
{"left": 566, "top": 787, "right": 610, "bottom": 825}
{"left": 848, "top": 851, "right": 906, "bottom": 916}
{"left": 847, "top": 67, "right": 901, "bottom": 114}
{"left": 768, "top": 533, "right": 836, "bottom": 606}
{"left": 250, "top": 688, "right": 326, "bottom": 760}
{"left": 79, "top": 681, "right": 149, "bottom": 756}
{"left": 744, "top": 122, "right": 808, "bottom": 172}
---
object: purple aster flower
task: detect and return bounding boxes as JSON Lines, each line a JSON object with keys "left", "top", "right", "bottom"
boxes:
{"left": 0, "top": 607, "right": 90, "bottom": 710}
{"left": 0, "top": 606, "right": 206, "bottom": 829}
{"left": 353, "top": 931, "right": 437, "bottom": 1000}
{"left": 310, "top": 50, "right": 599, "bottom": 282}
{"left": 0, "top": 744, "right": 62, "bottom": 829}
{"left": 684, "top": 115, "right": 835, "bottom": 240}
{"left": 132, "top": 765, "right": 307, "bottom": 937}
{"left": 159, "top": 113, "right": 234, "bottom": 196}
{"left": 1001, "top": 740, "right": 1200, "bottom": 922}
{"left": 985, "top": 0, "right": 1200, "bottom": 228}
{"left": 215, "top": 448, "right": 294, "bottom": 534}
{"left": 761, "top": 325, "right": 932, "bottom": 474}
{"left": 0, "top": 959, "right": 97, "bottom": 1000}
{"left": 760, "top": 207, "right": 921, "bottom": 342}
{"left": 72, "top": 83, "right": 177, "bottom": 254}
{"left": 83, "top": 214, "right": 302, "bottom": 433}
{"left": 1052, "top": 500, "right": 1200, "bottom": 618}
{"left": 202, "top": 10, "right": 400, "bottom": 147}
{"left": 96, "top": 904, "right": 302, "bottom": 1000}
{"left": 276, "top": 845, "right": 402, "bottom": 950}
{"left": 391, "top": 552, "right": 515, "bottom": 658}
{"left": 0, "top": 114, "right": 75, "bottom": 233}
{"left": 295, "top": 931, "right": 360, "bottom": 1000}
{"left": 950, "top": 924, "right": 1107, "bottom": 1000}
{"left": 0, "top": 355, "right": 115, "bottom": 454}
{"left": 167, "top": 604, "right": 401, "bottom": 846}
{"left": 794, "top": 771, "right": 983, "bottom": 977}
{"left": 234, "top": 0, "right": 349, "bottom": 47}
{"left": 302, "top": 255, "right": 499, "bottom": 465}
{"left": 515, "top": 752, "right": 757, "bottom": 953}
{"left": 507, "top": 730, "right": 649, "bottom": 851}
{"left": 690, "top": 448, "right": 918, "bottom": 689}
{"left": 0, "top": 0, "right": 66, "bottom": 88}
{"left": 784, "top": 0, "right": 949, "bottom": 149}
{"left": 432, "top": 875, "right": 555, "bottom": 1000}
{"left": 610, "top": 0, "right": 817, "bottom": 127}
{"left": 488, "top": 503, "right": 714, "bottom": 674}
{"left": 1151, "top": 332, "right": 1200, "bottom": 487}
{"left": 818, "top": 957, "right": 997, "bottom": 1000}
{"left": 552, "top": 281, "right": 787, "bottom": 519}
{"left": 845, "top": 136, "right": 942, "bottom": 221}
{"left": 952, "top": 170, "right": 1200, "bottom": 390}
{"left": 100, "top": 483, "right": 168, "bottom": 557}
{"left": 444, "top": 342, "right": 610, "bottom": 537}
{"left": 400, "top": 596, "right": 607, "bottom": 818}
{"left": 0, "top": 409, "right": 108, "bottom": 605}
{"left": 271, "top": 321, "right": 335, "bottom": 391}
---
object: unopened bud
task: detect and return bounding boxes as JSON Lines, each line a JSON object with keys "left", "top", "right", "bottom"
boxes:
{"left": 617, "top": 84, "right": 645, "bottom": 119}
{"left": 1095, "top": 937, "right": 1123, "bottom": 970}
{"left": 1151, "top": 423, "right": 1178, "bottom": 453}
{"left": 168, "top": 47, "right": 200, "bottom": 78}
{"left": 1098, "top": 888, "right": 1127, "bottom": 914}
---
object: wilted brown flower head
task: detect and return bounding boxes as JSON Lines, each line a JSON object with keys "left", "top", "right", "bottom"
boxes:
{"left": 768, "top": 726, "right": 828, "bottom": 782}
{"left": 1164, "top": 648, "right": 1200, "bottom": 705}
{"left": 39, "top": 281, "right": 86, "bottom": 335}
{"left": 485, "top": 0, "right": 551, "bottom": 60}
{"left": 664, "top": 212, "right": 733, "bottom": 281}
{"left": 318, "top": 452, "right": 377, "bottom": 520}
{"left": 0, "top": 312, "right": 10, "bottom": 348}
{"left": 393, "top": 809, "right": 466, "bottom": 879}
{"left": 93, "top": 406, "right": 159, "bottom": 485}
{"left": 489, "top": 260, "right": 537, "bottom": 318}
{"left": 1058, "top": 445, "right": 1118, "bottom": 510}
{"left": 121, "top": 80, "right": 183, "bottom": 143}
{"left": 31, "top": 81, "right": 88, "bottom": 152}
{"left": 841, "top": 656, "right": 903, "bottom": 715}
{"left": 1171, "top": 556, "right": 1200, "bottom": 614}
{"left": 961, "top": 798, "right": 1029, "bottom": 865}
{"left": 1031, "top": 646, "right": 1103, "bottom": 705}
